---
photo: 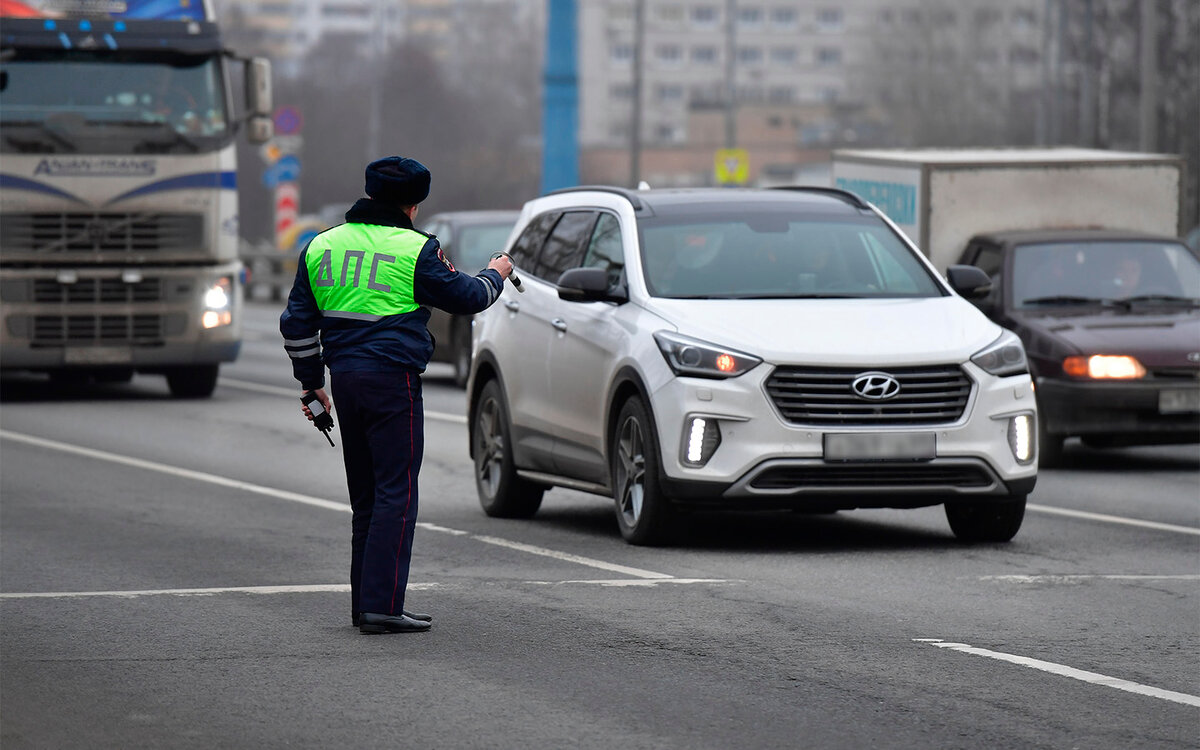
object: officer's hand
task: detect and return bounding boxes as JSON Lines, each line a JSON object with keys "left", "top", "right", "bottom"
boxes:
{"left": 301, "top": 388, "right": 331, "bottom": 422}
{"left": 487, "top": 253, "right": 513, "bottom": 279}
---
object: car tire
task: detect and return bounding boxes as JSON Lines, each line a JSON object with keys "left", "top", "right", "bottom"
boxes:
{"left": 944, "top": 495, "right": 1026, "bottom": 543}
{"left": 1037, "top": 409, "right": 1065, "bottom": 468}
{"left": 611, "top": 397, "right": 675, "bottom": 546}
{"left": 166, "top": 365, "right": 219, "bottom": 398}
{"left": 452, "top": 321, "right": 471, "bottom": 389}
{"left": 473, "top": 379, "right": 544, "bottom": 518}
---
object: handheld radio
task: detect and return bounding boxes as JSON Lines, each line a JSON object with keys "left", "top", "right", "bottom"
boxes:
{"left": 301, "top": 391, "right": 336, "bottom": 447}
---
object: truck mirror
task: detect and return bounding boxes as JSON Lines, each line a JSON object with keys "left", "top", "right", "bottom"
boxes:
{"left": 245, "top": 57, "right": 273, "bottom": 118}
{"left": 246, "top": 115, "right": 273, "bottom": 145}
{"left": 946, "top": 265, "right": 993, "bottom": 300}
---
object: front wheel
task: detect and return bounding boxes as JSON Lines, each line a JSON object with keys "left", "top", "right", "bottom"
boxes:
{"left": 945, "top": 495, "right": 1026, "bottom": 543}
{"left": 611, "top": 397, "right": 675, "bottom": 545}
{"left": 473, "top": 379, "right": 544, "bottom": 518}
{"left": 166, "top": 365, "right": 219, "bottom": 398}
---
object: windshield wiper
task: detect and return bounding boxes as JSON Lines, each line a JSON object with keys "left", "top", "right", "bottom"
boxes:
{"left": 1022, "top": 295, "right": 1113, "bottom": 306}
{"left": 120, "top": 120, "right": 200, "bottom": 153}
{"left": 1116, "top": 294, "right": 1200, "bottom": 308}
{"left": 1, "top": 120, "right": 77, "bottom": 152}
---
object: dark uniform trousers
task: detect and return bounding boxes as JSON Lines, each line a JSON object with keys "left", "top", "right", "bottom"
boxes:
{"left": 332, "top": 368, "right": 424, "bottom": 617}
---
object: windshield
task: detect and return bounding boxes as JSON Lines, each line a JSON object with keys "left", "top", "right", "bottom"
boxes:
{"left": 0, "top": 52, "right": 230, "bottom": 154}
{"left": 456, "top": 223, "right": 518, "bottom": 270}
{"left": 1011, "top": 241, "right": 1200, "bottom": 308}
{"left": 637, "top": 210, "right": 943, "bottom": 298}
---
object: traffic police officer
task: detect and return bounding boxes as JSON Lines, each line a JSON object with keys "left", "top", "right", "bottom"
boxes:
{"left": 280, "top": 156, "right": 513, "bottom": 634}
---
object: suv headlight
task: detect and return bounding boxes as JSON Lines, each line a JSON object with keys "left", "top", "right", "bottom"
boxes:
{"left": 653, "top": 331, "right": 762, "bottom": 379}
{"left": 971, "top": 330, "right": 1028, "bottom": 376}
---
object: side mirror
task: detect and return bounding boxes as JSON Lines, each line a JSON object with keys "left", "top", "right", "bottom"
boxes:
{"left": 557, "top": 267, "right": 628, "bottom": 304}
{"left": 244, "top": 57, "right": 273, "bottom": 119}
{"left": 246, "top": 115, "right": 273, "bottom": 144}
{"left": 946, "top": 264, "right": 992, "bottom": 300}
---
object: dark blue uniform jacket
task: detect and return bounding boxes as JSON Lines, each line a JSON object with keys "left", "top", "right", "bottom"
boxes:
{"left": 280, "top": 198, "right": 504, "bottom": 390}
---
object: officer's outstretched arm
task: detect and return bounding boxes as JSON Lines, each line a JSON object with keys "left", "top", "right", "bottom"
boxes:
{"left": 413, "top": 239, "right": 505, "bottom": 314}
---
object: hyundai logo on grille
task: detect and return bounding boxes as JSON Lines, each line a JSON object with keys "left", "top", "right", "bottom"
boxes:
{"left": 851, "top": 372, "right": 901, "bottom": 400}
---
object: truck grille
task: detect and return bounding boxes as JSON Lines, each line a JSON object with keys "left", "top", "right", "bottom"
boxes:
{"left": 32, "top": 315, "right": 164, "bottom": 345}
{"left": 0, "top": 213, "right": 202, "bottom": 255}
{"left": 765, "top": 365, "right": 972, "bottom": 426}
{"left": 32, "top": 278, "right": 163, "bottom": 304}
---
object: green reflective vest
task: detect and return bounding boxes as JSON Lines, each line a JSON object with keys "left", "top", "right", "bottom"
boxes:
{"left": 304, "top": 223, "right": 425, "bottom": 320}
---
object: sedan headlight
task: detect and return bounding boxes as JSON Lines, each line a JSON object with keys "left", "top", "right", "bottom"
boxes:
{"left": 653, "top": 331, "right": 762, "bottom": 379}
{"left": 971, "top": 331, "right": 1028, "bottom": 376}
{"left": 1062, "top": 355, "right": 1146, "bottom": 379}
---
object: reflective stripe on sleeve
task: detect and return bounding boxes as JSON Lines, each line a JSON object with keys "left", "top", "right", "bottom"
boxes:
{"left": 478, "top": 275, "right": 498, "bottom": 306}
{"left": 287, "top": 346, "right": 321, "bottom": 359}
{"left": 283, "top": 335, "right": 320, "bottom": 347}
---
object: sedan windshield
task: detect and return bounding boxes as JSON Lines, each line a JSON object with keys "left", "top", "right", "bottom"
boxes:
{"left": 1012, "top": 241, "right": 1200, "bottom": 309}
{"left": 1, "top": 52, "right": 229, "bottom": 154}
{"left": 456, "top": 223, "right": 518, "bottom": 271}
{"left": 637, "top": 210, "right": 943, "bottom": 298}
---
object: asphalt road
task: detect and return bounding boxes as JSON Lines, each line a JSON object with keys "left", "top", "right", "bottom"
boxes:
{"left": 1, "top": 302, "right": 1197, "bottom": 749}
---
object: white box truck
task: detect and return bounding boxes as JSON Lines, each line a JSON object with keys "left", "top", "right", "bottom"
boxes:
{"left": 830, "top": 147, "right": 1185, "bottom": 271}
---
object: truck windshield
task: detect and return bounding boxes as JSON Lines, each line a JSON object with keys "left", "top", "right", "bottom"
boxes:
{"left": 0, "top": 52, "right": 229, "bottom": 154}
{"left": 1013, "top": 241, "right": 1200, "bottom": 308}
{"left": 638, "top": 211, "right": 944, "bottom": 299}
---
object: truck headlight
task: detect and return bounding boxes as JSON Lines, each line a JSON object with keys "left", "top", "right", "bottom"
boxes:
{"left": 654, "top": 331, "right": 761, "bottom": 379}
{"left": 971, "top": 330, "right": 1028, "bottom": 376}
{"left": 202, "top": 276, "right": 233, "bottom": 329}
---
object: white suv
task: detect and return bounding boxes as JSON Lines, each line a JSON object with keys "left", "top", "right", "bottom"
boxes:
{"left": 468, "top": 186, "right": 1038, "bottom": 545}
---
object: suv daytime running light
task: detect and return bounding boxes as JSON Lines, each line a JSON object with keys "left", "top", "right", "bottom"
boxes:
{"left": 682, "top": 416, "right": 722, "bottom": 466}
{"left": 1062, "top": 355, "right": 1146, "bottom": 380}
{"left": 654, "top": 331, "right": 762, "bottom": 379}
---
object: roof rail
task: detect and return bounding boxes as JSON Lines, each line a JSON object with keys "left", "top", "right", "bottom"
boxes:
{"left": 768, "top": 186, "right": 871, "bottom": 210}
{"left": 543, "top": 185, "right": 644, "bottom": 210}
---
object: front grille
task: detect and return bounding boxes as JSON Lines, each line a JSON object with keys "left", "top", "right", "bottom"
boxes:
{"left": 32, "top": 315, "right": 164, "bottom": 345}
{"left": 0, "top": 213, "right": 202, "bottom": 255}
{"left": 750, "top": 464, "right": 993, "bottom": 490}
{"left": 765, "top": 365, "right": 972, "bottom": 426}
{"left": 32, "top": 278, "right": 163, "bottom": 304}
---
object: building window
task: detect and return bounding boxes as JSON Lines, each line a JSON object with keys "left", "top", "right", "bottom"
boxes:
{"left": 690, "top": 4, "right": 719, "bottom": 28}
{"left": 768, "top": 86, "right": 795, "bottom": 103}
{"left": 770, "top": 46, "right": 796, "bottom": 65}
{"left": 691, "top": 46, "right": 719, "bottom": 64}
{"left": 737, "top": 6, "right": 763, "bottom": 29}
{"left": 656, "top": 84, "right": 685, "bottom": 102}
{"left": 610, "top": 83, "right": 634, "bottom": 100}
{"left": 816, "top": 47, "right": 842, "bottom": 66}
{"left": 655, "top": 44, "right": 683, "bottom": 65}
{"left": 655, "top": 4, "right": 683, "bottom": 24}
{"left": 737, "top": 46, "right": 764, "bottom": 65}
{"left": 655, "top": 123, "right": 682, "bottom": 143}
{"left": 610, "top": 43, "right": 634, "bottom": 63}
{"left": 770, "top": 7, "right": 797, "bottom": 28}
{"left": 815, "top": 8, "right": 843, "bottom": 32}
{"left": 1010, "top": 45, "right": 1039, "bottom": 65}
{"left": 608, "top": 3, "right": 633, "bottom": 23}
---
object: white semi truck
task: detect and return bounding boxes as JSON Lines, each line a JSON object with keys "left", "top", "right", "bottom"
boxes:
{"left": 830, "top": 147, "right": 1185, "bottom": 271}
{"left": 0, "top": 0, "right": 272, "bottom": 397}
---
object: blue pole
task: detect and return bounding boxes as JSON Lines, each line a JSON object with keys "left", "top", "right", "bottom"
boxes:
{"left": 542, "top": 0, "right": 579, "bottom": 194}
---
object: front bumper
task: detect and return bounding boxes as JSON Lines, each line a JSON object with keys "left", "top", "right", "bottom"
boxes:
{"left": 1036, "top": 376, "right": 1200, "bottom": 445}
{"left": 649, "top": 362, "right": 1039, "bottom": 508}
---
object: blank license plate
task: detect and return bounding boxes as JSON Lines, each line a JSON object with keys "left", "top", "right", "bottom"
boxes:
{"left": 1159, "top": 388, "right": 1200, "bottom": 414}
{"left": 824, "top": 432, "right": 936, "bottom": 462}
{"left": 64, "top": 346, "right": 133, "bottom": 365}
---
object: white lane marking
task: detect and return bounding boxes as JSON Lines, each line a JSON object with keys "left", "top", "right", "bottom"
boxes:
{"left": 468, "top": 534, "right": 674, "bottom": 579}
{"left": 0, "top": 430, "right": 349, "bottom": 513}
{"left": 219, "top": 377, "right": 468, "bottom": 424}
{"left": 525, "top": 578, "right": 731, "bottom": 587}
{"left": 1027, "top": 503, "right": 1200, "bottom": 536}
{"left": 0, "top": 431, "right": 678, "bottom": 582}
{"left": 982, "top": 574, "right": 1200, "bottom": 583}
{"left": 914, "top": 639, "right": 1200, "bottom": 708}
{"left": 0, "top": 583, "right": 429, "bottom": 600}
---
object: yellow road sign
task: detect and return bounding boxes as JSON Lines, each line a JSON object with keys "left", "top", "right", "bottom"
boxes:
{"left": 715, "top": 148, "right": 749, "bottom": 185}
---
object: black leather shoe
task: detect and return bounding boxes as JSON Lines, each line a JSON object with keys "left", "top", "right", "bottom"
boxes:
{"left": 353, "top": 610, "right": 431, "bottom": 627}
{"left": 359, "top": 612, "right": 432, "bottom": 634}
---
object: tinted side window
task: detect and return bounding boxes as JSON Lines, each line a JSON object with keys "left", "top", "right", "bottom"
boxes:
{"left": 583, "top": 212, "right": 625, "bottom": 287}
{"left": 537, "top": 211, "right": 597, "bottom": 281}
{"left": 971, "top": 245, "right": 1004, "bottom": 308}
{"left": 509, "top": 211, "right": 560, "bottom": 271}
